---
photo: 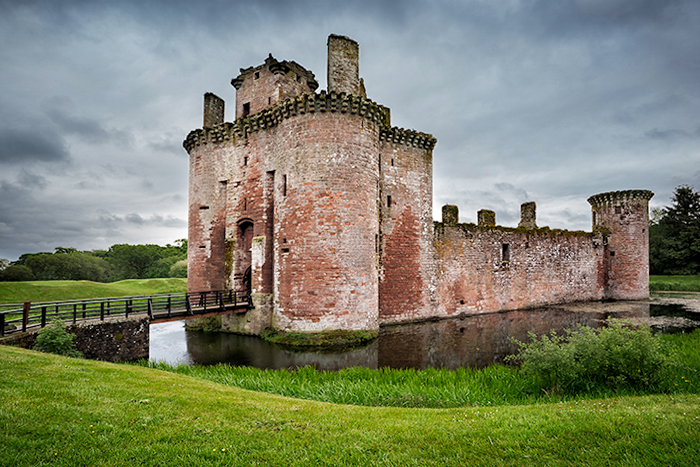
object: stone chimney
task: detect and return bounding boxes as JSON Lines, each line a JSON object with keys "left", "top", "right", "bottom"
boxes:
{"left": 477, "top": 209, "right": 496, "bottom": 227}
{"left": 442, "top": 205, "right": 459, "bottom": 226}
{"left": 327, "top": 34, "right": 360, "bottom": 95}
{"left": 518, "top": 202, "right": 537, "bottom": 229}
{"left": 203, "top": 93, "right": 224, "bottom": 128}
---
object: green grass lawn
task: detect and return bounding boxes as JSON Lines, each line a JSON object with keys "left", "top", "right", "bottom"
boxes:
{"left": 0, "top": 278, "right": 187, "bottom": 305}
{"left": 2, "top": 344, "right": 699, "bottom": 466}
{"left": 650, "top": 275, "right": 700, "bottom": 292}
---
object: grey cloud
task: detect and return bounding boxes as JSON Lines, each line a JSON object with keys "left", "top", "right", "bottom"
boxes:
{"left": 644, "top": 127, "right": 700, "bottom": 141}
{"left": 0, "top": 128, "right": 69, "bottom": 164}
{"left": 47, "top": 107, "right": 133, "bottom": 146}
{"left": 17, "top": 169, "right": 48, "bottom": 189}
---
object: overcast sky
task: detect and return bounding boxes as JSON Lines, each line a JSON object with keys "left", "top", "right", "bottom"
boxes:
{"left": 1, "top": 0, "right": 699, "bottom": 261}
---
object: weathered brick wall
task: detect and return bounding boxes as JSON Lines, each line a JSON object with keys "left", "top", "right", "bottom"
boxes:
{"left": 430, "top": 224, "right": 605, "bottom": 317}
{"left": 232, "top": 56, "right": 318, "bottom": 119}
{"left": 589, "top": 190, "right": 653, "bottom": 300}
{"left": 378, "top": 141, "right": 436, "bottom": 323}
{"left": 270, "top": 111, "right": 381, "bottom": 331}
{"left": 187, "top": 134, "right": 229, "bottom": 293}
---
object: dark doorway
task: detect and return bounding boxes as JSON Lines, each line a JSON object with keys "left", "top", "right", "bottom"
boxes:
{"left": 236, "top": 221, "right": 254, "bottom": 295}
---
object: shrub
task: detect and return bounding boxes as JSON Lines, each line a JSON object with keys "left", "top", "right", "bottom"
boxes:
{"left": 33, "top": 321, "right": 83, "bottom": 358}
{"left": 505, "top": 320, "right": 677, "bottom": 394}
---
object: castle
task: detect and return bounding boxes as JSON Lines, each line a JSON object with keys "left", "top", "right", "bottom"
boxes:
{"left": 184, "top": 34, "right": 653, "bottom": 335}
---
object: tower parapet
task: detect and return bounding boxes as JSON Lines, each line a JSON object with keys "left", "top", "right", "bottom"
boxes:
{"left": 588, "top": 190, "right": 654, "bottom": 300}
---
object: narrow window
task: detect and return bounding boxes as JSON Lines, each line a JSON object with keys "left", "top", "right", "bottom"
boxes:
{"left": 242, "top": 103, "right": 250, "bottom": 117}
{"left": 283, "top": 174, "right": 287, "bottom": 197}
{"left": 502, "top": 243, "right": 510, "bottom": 262}
{"left": 199, "top": 206, "right": 209, "bottom": 210}
{"left": 615, "top": 205, "right": 622, "bottom": 214}
{"left": 243, "top": 198, "right": 247, "bottom": 211}
{"left": 254, "top": 71, "right": 260, "bottom": 79}
{"left": 268, "top": 97, "right": 271, "bottom": 105}
{"left": 387, "top": 195, "right": 392, "bottom": 208}
{"left": 391, "top": 158, "right": 394, "bottom": 166}
{"left": 610, "top": 251, "right": 615, "bottom": 257}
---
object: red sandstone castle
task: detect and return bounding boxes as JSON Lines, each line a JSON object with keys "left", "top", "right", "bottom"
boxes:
{"left": 184, "top": 34, "right": 653, "bottom": 335}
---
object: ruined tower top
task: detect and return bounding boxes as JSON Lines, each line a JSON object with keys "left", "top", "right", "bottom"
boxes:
{"left": 327, "top": 34, "right": 360, "bottom": 95}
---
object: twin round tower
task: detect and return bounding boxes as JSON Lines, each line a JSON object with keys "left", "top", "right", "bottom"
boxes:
{"left": 184, "top": 35, "right": 653, "bottom": 335}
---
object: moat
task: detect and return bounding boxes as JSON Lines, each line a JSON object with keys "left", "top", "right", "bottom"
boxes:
{"left": 149, "top": 299, "right": 700, "bottom": 371}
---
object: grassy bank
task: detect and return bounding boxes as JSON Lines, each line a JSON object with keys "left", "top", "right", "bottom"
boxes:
{"left": 0, "top": 278, "right": 187, "bottom": 305}
{"left": 650, "top": 275, "right": 700, "bottom": 292}
{"left": 2, "top": 345, "right": 700, "bottom": 466}
{"left": 144, "top": 329, "right": 700, "bottom": 409}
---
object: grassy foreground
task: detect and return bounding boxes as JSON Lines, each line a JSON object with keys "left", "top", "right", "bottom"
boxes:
{"left": 0, "top": 278, "right": 187, "bottom": 305}
{"left": 2, "top": 346, "right": 700, "bottom": 466}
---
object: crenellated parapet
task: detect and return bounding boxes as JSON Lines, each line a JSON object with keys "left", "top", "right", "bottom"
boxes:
{"left": 380, "top": 126, "right": 437, "bottom": 150}
{"left": 587, "top": 190, "right": 654, "bottom": 208}
{"left": 184, "top": 91, "right": 433, "bottom": 152}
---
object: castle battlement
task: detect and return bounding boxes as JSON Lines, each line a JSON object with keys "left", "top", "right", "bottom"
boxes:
{"left": 184, "top": 90, "right": 432, "bottom": 152}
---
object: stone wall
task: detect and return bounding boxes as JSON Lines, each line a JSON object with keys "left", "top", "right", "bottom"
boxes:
{"left": 0, "top": 316, "right": 149, "bottom": 362}
{"left": 431, "top": 222, "right": 605, "bottom": 317}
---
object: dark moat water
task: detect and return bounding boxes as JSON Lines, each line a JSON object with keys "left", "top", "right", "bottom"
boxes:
{"left": 149, "top": 301, "right": 700, "bottom": 370}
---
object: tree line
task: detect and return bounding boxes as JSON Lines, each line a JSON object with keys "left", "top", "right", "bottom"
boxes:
{"left": 650, "top": 185, "right": 700, "bottom": 275}
{"left": 0, "top": 240, "right": 187, "bottom": 282}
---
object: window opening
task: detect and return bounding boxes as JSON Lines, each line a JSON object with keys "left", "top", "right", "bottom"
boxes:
{"left": 391, "top": 158, "right": 394, "bottom": 166}
{"left": 243, "top": 156, "right": 248, "bottom": 166}
{"left": 243, "top": 198, "right": 247, "bottom": 211}
{"left": 199, "top": 206, "right": 209, "bottom": 210}
{"left": 615, "top": 205, "right": 622, "bottom": 214}
{"left": 254, "top": 71, "right": 260, "bottom": 79}
{"left": 283, "top": 174, "right": 287, "bottom": 197}
{"left": 242, "top": 103, "right": 250, "bottom": 117}
{"left": 387, "top": 195, "right": 392, "bottom": 208}
{"left": 502, "top": 244, "right": 510, "bottom": 262}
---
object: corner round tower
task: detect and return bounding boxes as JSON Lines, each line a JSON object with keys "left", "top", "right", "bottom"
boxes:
{"left": 588, "top": 189, "right": 654, "bottom": 300}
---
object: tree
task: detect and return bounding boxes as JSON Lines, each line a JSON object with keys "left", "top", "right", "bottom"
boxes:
{"left": 105, "top": 244, "right": 170, "bottom": 280}
{"left": 649, "top": 185, "right": 700, "bottom": 275}
{"left": 0, "top": 265, "right": 36, "bottom": 281}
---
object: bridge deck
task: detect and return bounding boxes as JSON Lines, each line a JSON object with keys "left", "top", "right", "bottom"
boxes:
{"left": 0, "top": 290, "right": 250, "bottom": 337}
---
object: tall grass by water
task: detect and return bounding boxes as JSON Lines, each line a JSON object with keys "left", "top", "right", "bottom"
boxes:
{"left": 142, "top": 329, "right": 700, "bottom": 409}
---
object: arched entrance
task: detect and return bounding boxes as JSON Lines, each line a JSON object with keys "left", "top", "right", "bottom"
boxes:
{"left": 236, "top": 220, "right": 254, "bottom": 297}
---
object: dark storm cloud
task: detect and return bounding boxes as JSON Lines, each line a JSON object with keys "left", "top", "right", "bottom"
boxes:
{"left": 46, "top": 107, "right": 132, "bottom": 146}
{"left": 0, "top": 128, "right": 69, "bottom": 164}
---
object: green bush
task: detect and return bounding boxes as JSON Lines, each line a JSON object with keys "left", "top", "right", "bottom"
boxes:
{"left": 33, "top": 321, "right": 83, "bottom": 358}
{"left": 0, "top": 265, "right": 36, "bottom": 281}
{"left": 506, "top": 320, "right": 678, "bottom": 394}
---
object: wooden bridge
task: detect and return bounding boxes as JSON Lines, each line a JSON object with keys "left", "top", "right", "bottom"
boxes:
{"left": 0, "top": 290, "right": 251, "bottom": 337}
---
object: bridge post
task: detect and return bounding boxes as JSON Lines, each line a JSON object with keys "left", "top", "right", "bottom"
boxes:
{"left": 147, "top": 298, "right": 154, "bottom": 320}
{"left": 100, "top": 302, "right": 105, "bottom": 321}
{"left": 1, "top": 313, "right": 5, "bottom": 337}
{"left": 41, "top": 306, "right": 47, "bottom": 329}
{"left": 22, "top": 302, "right": 30, "bottom": 332}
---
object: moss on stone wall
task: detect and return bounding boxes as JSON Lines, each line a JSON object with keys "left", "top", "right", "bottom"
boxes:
{"left": 261, "top": 328, "right": 377, "bottom": 350}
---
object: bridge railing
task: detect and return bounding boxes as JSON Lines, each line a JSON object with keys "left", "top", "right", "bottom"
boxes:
{"left": 0, "top": 290, "right": 250, "bottom": 337}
